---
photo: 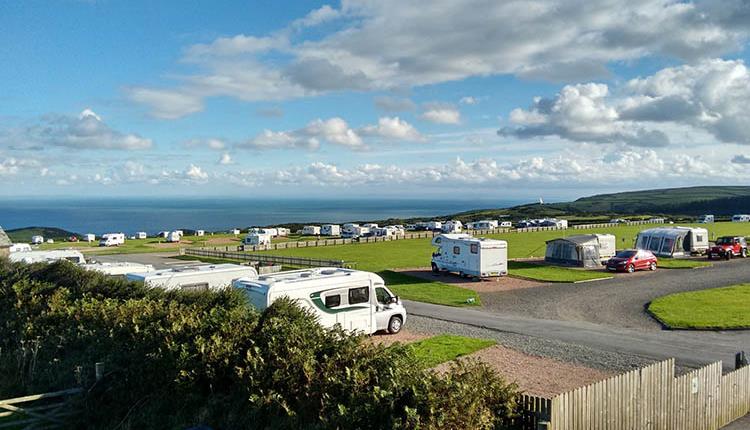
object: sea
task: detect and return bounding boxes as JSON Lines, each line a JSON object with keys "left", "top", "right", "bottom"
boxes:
{"left": 0, "top": 197, "right": 527, "bottom": 234}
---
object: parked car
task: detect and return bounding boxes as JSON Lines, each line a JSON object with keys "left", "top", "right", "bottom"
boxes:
{"left": 605, "top": 249, "right": 657, "bottom": 273}
{"left": 708, "top": 236, "right": 748, "bottom": 260}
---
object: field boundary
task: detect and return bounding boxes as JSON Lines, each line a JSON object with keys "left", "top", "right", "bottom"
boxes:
{"left": 0, "top": 387, "right": 82, "bottom": 429}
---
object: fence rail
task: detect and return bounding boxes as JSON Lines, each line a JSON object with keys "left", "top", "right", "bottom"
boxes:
{"left": 515, "top": 358, "right": 750, "bottom": 430}
{"left": 183, "top": 247, "right": 354, "bottom": 268}
{"left": 0, "top": 387, "right": 82, "bottom": 429}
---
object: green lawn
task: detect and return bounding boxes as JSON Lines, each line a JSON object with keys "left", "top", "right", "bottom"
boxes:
{"left": 648, "top": 284, "right": 750, "bottom": 329}
{"left": 408, "top": 335, "right": 496, "bottom": 368}
{"left": 657, "top": 259, "right": 712, "bottom": 269}
{"left": 379, "top": 271, "right": 480, "bottom": 306}
{"left": 507, "top": 261, "right": 611, "bottom": 282}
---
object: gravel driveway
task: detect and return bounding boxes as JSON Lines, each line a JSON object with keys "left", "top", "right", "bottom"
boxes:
{"left": 481, "top": 258, "right": 750, "bottom": 331}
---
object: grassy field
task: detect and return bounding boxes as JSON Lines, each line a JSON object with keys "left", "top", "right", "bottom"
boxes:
{"left": 379, "top": 271, "right": 480, "bottom": 306}
{"left": 407, "top": 334, "right": 496, "bottom": 368}
{"left": 507, "top": 261, "right": 611, "bottom": 282}
{"left": 648, "top": 284, "right": 750, "bottom": 329}
{"left": 657, "top": 259, "right": 712, "bottom": 269}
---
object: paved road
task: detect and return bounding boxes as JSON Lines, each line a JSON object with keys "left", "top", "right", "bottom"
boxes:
{"left": 481, "top": 258, "right": 750, "bottom": 330}
{"left": 406, "top": 300, "right": 750, "bottom": 371}
{"left": 91, "top": 252, "right": 194, "bottom": 270}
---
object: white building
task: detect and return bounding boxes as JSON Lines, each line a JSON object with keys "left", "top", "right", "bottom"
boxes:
{"left": 302, "top": 225, "right": 321, "bottom": 235}
{"left": 431, "top": 234, "right": 508, "bottom": 278}
{"left": 234, "top": 268, "right": 406, "bottom": 334}
{"left": 321, "top": 224, "right": 341, "bottom": 236}
{"left": 127, "top": 264, "right": 258, "bottom": 292}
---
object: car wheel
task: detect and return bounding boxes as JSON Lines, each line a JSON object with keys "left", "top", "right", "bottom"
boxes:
{"left": 431, "top": 263, "right": 439, "bottom": 273}
{"left": 387, "top": 316, "right": 403, "bottom": 334}
{"left": 627, "top": 264, "right": 635, "bottom": 273}
{"left": 707, "top": 254, "right": 712, "bottom": 260}
{"left": 726, "top": 253, "right": 732, "bottom": 260}
{"left": 649, "top": 262, "right": 656, "bottom": 271}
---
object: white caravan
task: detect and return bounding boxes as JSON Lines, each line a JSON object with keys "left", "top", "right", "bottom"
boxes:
{"left": 99, "top": 233, "right": 125, "bottom": 247}
{"left": 342, "top": 223, "right": 359, "bottom": 236}
{"left": 427, "top": 221, "right": 442, "bottom": 231}
{"left": 468, "top": 220, "right": 498, "bottom": 230}
{"left": 9, "top": 250, "right": 86, "bottom": 265}
{"left": 196, "top": 230, "right": 205, "bottom": 237}
{"left": 167, "top": 231, "right": 182, "bottom": 243}
{"left": 499, "top": 221, "right": 512, "bottom": 228}
{"left": 9, "top": 243, "right": 32, "bottom": 253}
{"left": 276, "top": 228, "right": 290, "bottom": 237}
{"left": 374, "top": 226, "right": 403, "bottom": 237}
{"left": 158, "top": 231, "right": 169, "bottom": 238}
{"left": 696, "top": 215, "right": 714, "bottom": 223}
{"left": 136, "top": 232, "right": 148, "bottom": 239}
{"left": 321, "top": 224, "right": 341, "bottom": 236}
{"left": 83, "top": 234, "right": 96, "bottom": 242}
{"left": 127, "top": 264, "right": 258, "bottom": 292}
{"left": 342, "top": 224, "right": 370, "bottom": 239}
{"left": 442, "top": 220, "right": 463, "bottom": 233}
{"left": 302, "top": 225, "right": 321, "bottom": 235}
{"left": 431, "top": 234, "right": 508, "bottom": 278}
{"left": 234, "top": 268, "right": 407, "bottom": 335}
{"left": 244, "top": 232, "right": 272, "bottom": 246}
{"left": 31, "top": 235, "right": 44, "bottom": 245}
{"left": 636, "top": 227, "right": 709, "bottom": 257}
{"left": 362, "top": 223, "right": 379, "bottom": 230}
{"left": 733, "top": 214, "right": 750, "bottom": 222}
{"left": 231, "top": 229, "right": 241, "bottom": 235}
{"left": 264, "top": 228, "right": 279, "bottom": 237}
{"left": 81, "top": 262, "right": 155, "bottom": 276}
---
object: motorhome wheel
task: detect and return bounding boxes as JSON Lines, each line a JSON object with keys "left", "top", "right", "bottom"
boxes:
{"left": 388, "top": 316, "right": 403, "bottom": 334}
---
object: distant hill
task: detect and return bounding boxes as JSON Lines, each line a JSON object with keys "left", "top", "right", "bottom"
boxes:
{"left": 5, "top": 227, "right": 77, "bottom": 243}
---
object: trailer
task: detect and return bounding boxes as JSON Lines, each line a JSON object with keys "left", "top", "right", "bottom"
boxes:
{"left": 732, "top": 214, "right": 750, "bottom": 222}
{"left": 167, "top": 231, "right": 182, "bottom": 243}
{"left": 276, "top": 227, "right": 290, "bottom": 237}
{"left": 467, "top": 220, "right": 498, "bottom": 230}
{"left": 136, "top": 232, "right": 148, "bottom": 239}
{"left": 9, "top": 250, "right": 86, "bottom": 264}
{"left": 441, "top": 220, "right": 463, "bottom": 233}
{"left": 233, "top": 268, "right": 407, "bottom": 334}
{"left": 99, "top": 233, "right": 125, "bottom": 247}
{"left": 196, "top": 230, "right": 205, "bottom": 237}
{"left": 697, "top": 215, "right": 714, "bottom": 223}
{"left": 321, "top": 224, "right": 341, "bottom": 236}
{"left": 83, "top": 234, "right": 96, "bottom": 242}
{"left": 302, "top": 225, "right": 321, "bottom": 235}
{"left": 636, "top": 227, "right": 709, "bottom": 257}
{"left": 81, "top": 262, "right": 155, "bottom": 276}
{"left": 127, "top": 264, "right": 258, "bottom": 292}
{"left": 243, "top": 232, "right": 271, "bottom": 246}
{"left": 431, "top": 234, "right": 508, "bottom": 278}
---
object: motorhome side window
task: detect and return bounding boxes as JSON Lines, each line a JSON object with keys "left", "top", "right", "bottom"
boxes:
{"left": 348, "top": 287, "right": 369, "bottom": 305}
{"left": 453, "top": 246, "right": 460, "bottom": 255}
{"left": 325, "top": 294, "right": 341, "bottom": 308}
{"left": 470, "top": 244, "right": 478, "bottom": 254}
{"left": 696, "top": 235, "right": 703, "bottom": 242}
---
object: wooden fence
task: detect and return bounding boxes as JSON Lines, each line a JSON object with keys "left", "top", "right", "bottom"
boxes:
{"left": 0, "top": 388, "right": 82, "bottom": 429}
{"left": 516, "top": 358, "right": 750, "bottom": 430}
{"left": 183, "top": 247, "right": 354, "bottom": 268}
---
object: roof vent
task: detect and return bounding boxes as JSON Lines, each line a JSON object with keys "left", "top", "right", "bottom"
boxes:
{"left": 321, "top": 269, "right": 337, "bottom": 275}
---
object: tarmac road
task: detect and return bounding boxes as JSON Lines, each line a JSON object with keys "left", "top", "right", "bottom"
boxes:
{"left": 480, "top": 257, "right": 750, "bottom": 331}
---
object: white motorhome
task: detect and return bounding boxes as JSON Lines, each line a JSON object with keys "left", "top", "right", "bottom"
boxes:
{"left": 499, "top": 221, "right": 512, "bottom": 228}
{"left": 342, "top": 224, "right": 370, "bottom": 239}
{"left": 264, "top": 228, "right": 279, "bottom": 237}
{"left": 9, "top": 250, "right": 86, "bottom": 265}
{"left": 99, "top": 233, "right": 125, "bottom": 247}
{"left": 136, "top": 232, "right": 148, "bottom": 239}
{"left": 167, "top": 231, "right": 182, "bottom": 243}
{"left": 158, "top": 231, "right": 169, "bottom": 238}
{"left": 83, "top": 234, "right": 96, "bottom": 242}
{"left": 427, "top": 221, "right": 442, "bottom": 231}
{"left": 732, "top": 214, "right": 750, "bottom": 222}
{"left": 431, "top": 234, "right": 508, "bottom": 278}
{"left": 302, "top": 225, "right": 321, "bottom": 235}
{"left": 244, "top": 232, "right": 272, "bottom": 246}
{"left": 9, "top": 243, "right": 32, "bottom": 253}
{"left": 31, "top": 235, "right": 43, "bottom": 245}
{"left": 233, "top": 268, "right": 407, "bottom": 334}
{"left": 81, "top": 262, "right": 155, "bottom": 276}
{"left": 196, "top": 230, "right": 205, "bottom": 237}
{"left": 468, "top": 220, "right": 499, "bottom": 230}
{"left": 362, "top": 223, "right": 379, "bottom": 230}
{"left": 321, "top": 224, "right": 341, "bottom": 236}
{"left": 442, "top": 220, "right": 463, "bottom": 233}
{"left": 127, "top": 264, "right": 258, "bottom": 292}
{"left": 342, "top": 223, "right": 359, "bottom": 236}
{"left": 697, "top": 215, "right": 714, "bottom": 223}
{"left": 636, "top": 227, "right": 709, "bottom": 257}
{"left": 374, "top": 226, "right": 403, "bottom": 238}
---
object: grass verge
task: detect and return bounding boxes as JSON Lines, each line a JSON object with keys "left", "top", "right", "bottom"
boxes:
{"left": 408, "top": 335, "right": 496, "bottom": 368}
{"left": 657, "top": 259, "right": 712, "bottom": 269}
{"left": 508, "top": 261, "right": 611, "bottom": 283}
{"left": 648, "top": 284, "right": 750, "bottom": 329}
{"left": 379, "top": 271, "right": 481, "bottom": 307}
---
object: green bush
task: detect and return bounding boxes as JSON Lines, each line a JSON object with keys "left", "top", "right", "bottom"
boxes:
{"left": 0, "top": 260, "right": 518, "bottom": 429}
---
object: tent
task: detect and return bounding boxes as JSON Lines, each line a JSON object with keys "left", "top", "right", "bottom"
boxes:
{"left": 545, "top": 234, "right": 616, "bottom": 269}
{"left": 635, "top": 227, "right": 708, "bottom": 257}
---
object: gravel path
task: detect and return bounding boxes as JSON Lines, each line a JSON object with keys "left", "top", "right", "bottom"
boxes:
{"left": 480, "top": 258, "right": 750, "bottom": 331}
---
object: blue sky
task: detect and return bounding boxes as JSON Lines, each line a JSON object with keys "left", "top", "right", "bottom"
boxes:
{"left": 1, "top": 0, "right": 750, "bottom": 200}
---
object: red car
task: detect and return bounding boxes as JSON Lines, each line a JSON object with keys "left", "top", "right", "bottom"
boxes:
{"left": 606, "top": 249, "right": 657, "bottom": 273}
{"left": 708, "top": 236, "right": 747, "bottom": 260}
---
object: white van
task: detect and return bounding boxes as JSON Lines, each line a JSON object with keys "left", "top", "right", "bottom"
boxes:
{"left": 127, "top": 264, "right": 258, "bottom": 292}
{"left": 431, "top": 234, "right": 508, "bottom": 278}
{"left": 233, "top": 268, "right": 407, "bottom": 335}
{"left": 167, "top": 231, "right": 182, "bottom": 243}
{"left": 99, "top": 233, "right": 125, "bottom": 247}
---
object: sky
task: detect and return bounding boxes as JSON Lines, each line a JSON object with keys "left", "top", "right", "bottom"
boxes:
{"left": 1, "top": 0, "right": 750, "bottom": 200}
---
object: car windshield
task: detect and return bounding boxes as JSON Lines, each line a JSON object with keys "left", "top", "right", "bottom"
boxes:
{"left": 615, "top": 250, "right": 637, "bottom": 258}
{"left": 716, "top": 237, "right": 734, "bottom": 245}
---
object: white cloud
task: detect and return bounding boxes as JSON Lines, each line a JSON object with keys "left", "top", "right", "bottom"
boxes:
{"left": 184, "top": 138, "right": 226, "bottom": 150}
{"left": 502, "top": 59, "right": 750, "bottom": 146}
{"left": 731, "top": 155, "right": 750, "bottom": 164}
{"left": 459, "top": 96, "right": 479, "bottom": 105}
{"left": 0, "top": 109, "right": 153, "bottom": 150}
{"left": 374, "top": 96, "right": 416, "bottom": 112}
{"left": 0, "top": 157, "right": 39, "bottom": 176}
{"left": 184, "top": 164, "right": 209, "bottom": 182}
{"left": 360, "top": 117, "right": 423, "bottom": 141}
{"left": 129, "top": 0, "right": 749, "bottom": 117}
{"left": 420, "top": 104, "right": 461, "bottom": 124}
{"left": 219, "top": 152, "right": 233, "bottom": 165}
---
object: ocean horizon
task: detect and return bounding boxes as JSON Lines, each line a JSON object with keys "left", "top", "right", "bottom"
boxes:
{"left": 0, "top": 197, "right": 529, "bottom": 235}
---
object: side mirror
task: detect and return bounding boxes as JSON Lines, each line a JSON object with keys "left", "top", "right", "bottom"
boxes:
{"left": 389, "top": 296, "right": 399, "bottom": 304}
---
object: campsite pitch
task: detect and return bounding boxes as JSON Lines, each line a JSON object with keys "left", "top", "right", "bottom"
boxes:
{"left": 648, "top": 284, "right": 750, "bottom": 330}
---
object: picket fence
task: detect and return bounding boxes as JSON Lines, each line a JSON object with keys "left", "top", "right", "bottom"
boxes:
{"left": 515, "top": 359, "right": 750, "bottom": 430}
